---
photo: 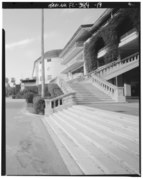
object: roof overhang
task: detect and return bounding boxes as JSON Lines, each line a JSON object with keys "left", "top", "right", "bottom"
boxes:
{"left": 62, "top": 61, "right": 84, "bottom": 74}
{"left": 61, "top": 42, "right": 83, "bottom": 65}
{"left": 119, "top": 34, "right": 139, "bottom": 58}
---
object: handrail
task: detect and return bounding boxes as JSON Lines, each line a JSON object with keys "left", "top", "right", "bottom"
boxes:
{"left": 45, "top": 76, "right": 76, "bottom": 115}
{"left": 90, "top": 52, "right": 139, "bottom": 77}
{"left": 75, "top": 53, "right": 138, "bottom": 101}
{"left": 45, "top": 91, "right": 76, "bottom": 115}
{"left": 45, "top": 91, "right": 75, "bottom": 102}
{"left": 90, "top": 73, "right": 117, "bottom": 89}
{"left": 79, "top": 71, "right": 117, "bottom": 92}
{"left": 80, "top": 73, "right": 125, "bottom": 102}
{"left": 71, "top": 64, "right": 125, "bottom": 102}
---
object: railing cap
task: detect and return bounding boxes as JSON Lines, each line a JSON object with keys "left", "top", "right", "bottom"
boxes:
{"left": 45, "top": 92, "right": 76, "bottom": 102}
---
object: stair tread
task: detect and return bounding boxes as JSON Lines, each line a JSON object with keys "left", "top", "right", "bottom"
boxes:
{"left": 46, "top": 116, "right": 106, "bottom": 175}
{"left": 69, "top": 81, "right": 114, "bottom": 104}
{"left": 60, "top": 109, "right": 139, "bottom": 154}
{"left": 52, "top": 113, "right": 136, "bottom": 174}
{"left": 43, "top": 105, "right": 139, "bottom": 175}
{"left": 62, "top": 109, "right": 139, "bottom": 144}
{"left": 56, "top": 111, "right": 139, "bottom": 173}
{"left": 41, "top": 117, "right": 83, "bottom": 175}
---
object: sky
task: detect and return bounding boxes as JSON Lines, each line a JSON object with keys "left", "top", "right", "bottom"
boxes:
{"left": 3, "top": 8, "right": 106, "bottom": 84}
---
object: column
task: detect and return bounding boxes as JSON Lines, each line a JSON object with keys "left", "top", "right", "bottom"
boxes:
{"left": 68, "top": 72, "right": 72, "bottom": 80}
{"left": 116, "top": 75, "right": 124, "bottom": 87}
{"left": 83, "top": 62, "right": 87, "bottom": 75}
{"left": 124, "top": 83, "right": 131, "bottom": 97}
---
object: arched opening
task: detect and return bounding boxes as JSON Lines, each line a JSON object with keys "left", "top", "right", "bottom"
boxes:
{"left": 96, "top": 37, "right": 106, "bottom": 68}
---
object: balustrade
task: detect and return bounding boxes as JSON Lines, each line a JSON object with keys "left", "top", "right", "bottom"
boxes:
{"left": 90, "top": 75, "right": 125, "bottom": 102}
{"left": 45, "top": 76, "right": 76, "bottom": 115}
{"left": 93, "top": 52, "right": 139, "bottom": 78}
{"left": 68, "top": 53, "right": 139, "bottom": 102}
{"left": 45, "top": 53, "right": 139, "bottom": 115}
{"left": 45, "top": 92, "right": 76, "bottom": 115}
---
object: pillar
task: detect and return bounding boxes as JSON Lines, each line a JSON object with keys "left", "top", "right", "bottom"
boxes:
{"left": 115, "top": 75, "right": 124, "bottom": 87}
{"left": 83, "top": 62, "right": 87, "bottom": 75}
{"left": 124, "top": 83, "right": 131, "bottom": 97}
{"left": 68, "top": 72, "right": 73, "bottom": 80}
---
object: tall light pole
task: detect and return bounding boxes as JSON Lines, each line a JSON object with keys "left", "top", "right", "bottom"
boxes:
{"left": 41, "top": 9, "right": 45, "bottom": 98}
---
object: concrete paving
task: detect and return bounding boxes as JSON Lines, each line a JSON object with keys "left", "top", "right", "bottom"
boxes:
{"left": 6, "top": 99, "right": 69, "bottom": 175}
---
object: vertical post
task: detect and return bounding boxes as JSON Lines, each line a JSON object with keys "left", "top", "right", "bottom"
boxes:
{"left": 41, "top": 9, "right": 45, "bottom": 98}
{"left": 83, "top": 62, "right": 87, "bottom": 75}
{"left": 115, "top": 76, "right": 118, "bottom": 86}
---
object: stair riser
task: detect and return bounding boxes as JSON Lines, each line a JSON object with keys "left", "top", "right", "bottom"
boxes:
{"left": 53, "top": 115, "right": 133, "bottom": 174}
{"left": 69, "top": 81, "right": 113, "bottom": 103}
{"left": 53, "top": 111, "right": 139, "bottom": 173}
{"left": 49, "top": 116, "right": 106, "bottom": 174}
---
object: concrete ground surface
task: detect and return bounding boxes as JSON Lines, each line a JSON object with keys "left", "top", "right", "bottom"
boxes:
{"left": 6, "top": 99, "right": 69, "bottom": 175}
{"left": 5, "top": 98, "right": 140, "bottom": 176}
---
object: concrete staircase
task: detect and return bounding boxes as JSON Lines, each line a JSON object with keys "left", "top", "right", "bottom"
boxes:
{"left": 68, "top": 81, "right": 114, "bottom": 105}
{"left": 42, "top": 105, "right": 139, "bottom": 175}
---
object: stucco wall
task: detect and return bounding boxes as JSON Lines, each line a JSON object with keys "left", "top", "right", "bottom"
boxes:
{"left": 35, "top": 57, "right": 64, "bottom": 85}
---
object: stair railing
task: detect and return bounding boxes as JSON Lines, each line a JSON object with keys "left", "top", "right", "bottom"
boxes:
{"left": 45, "top": 77, "right": 76, "bottom": 115}
{"left": 45, "top": 92, "right": 76, "bottom": 116}
{"left": 75, "top": 72, "right": 125, "bottom": 102}
{"left": 69, "top": 52, "right": 139, "bottom": 84}
{"left": 91, "top": 52, "right": 139, "bottom": 78}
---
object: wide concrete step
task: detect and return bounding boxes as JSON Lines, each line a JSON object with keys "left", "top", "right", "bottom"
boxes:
{"left": 75, "top": 94, "right": 111, "bottom": 98}
{"left": 41, "top": 117, "right": 83, "bottom": 175}
{"left": 75, "top": 95, "right": 110, "bottom": 98}
{"left": 61, "top": 109, "right": 139, "bottom": 150}
{"left": 73, "top": 105, "right": 138, "bottom": 122}
{"left": 57, "top": 110, "right": 139, "bottom": 173}
{"left": 75, "top": 101, "right": 114, "bottom": 105}
{"left": 44, "top": 116, "right": 106, "bottom": 175}
{"left": 52, "top": 113, "right": 135, "bottom": 174}
{"left": 75, "top": 97, "right": 112, "bottom": 101}
{"left": 75, "top": 98, "right": 113, "bottom": 102}
{"left": 42, "top": 105, "right": 139, "bottom": 175}
{"left": 67, "top": 107, "right": 139, "bottom": 139}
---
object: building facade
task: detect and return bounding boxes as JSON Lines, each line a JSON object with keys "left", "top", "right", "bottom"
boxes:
{"left": 84, "top": 8, "right": 140, "bottom": 98}
{"left": 32, "top": 49, "right": 64, "bottom": 85}
{"left": 32, "top": 8, "right": 140, "bottom": 99}
{"left": 60, "top": 8, "right": 140, "bottom": 98}
{"left": 59, "top": 24, "right": 93, "bottom": 80}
